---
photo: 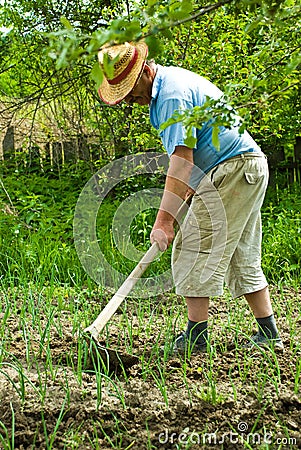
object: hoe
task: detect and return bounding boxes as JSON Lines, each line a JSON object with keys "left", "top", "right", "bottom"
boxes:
{"left": 81, "top": 195, "right": 192, "bottom": 373}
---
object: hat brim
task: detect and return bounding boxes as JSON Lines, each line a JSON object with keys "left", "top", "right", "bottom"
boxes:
{"left": 98, "top": 41, "right": 148, "bottom": 106}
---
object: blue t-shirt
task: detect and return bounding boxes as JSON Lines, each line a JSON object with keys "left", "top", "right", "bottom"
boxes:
{"left": 150, "top": 65, "right": 262, "bottom": 186}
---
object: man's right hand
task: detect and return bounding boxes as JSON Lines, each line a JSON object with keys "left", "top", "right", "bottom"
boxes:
{"left": 150, "top": 222, "right": 174, "bottom": 252}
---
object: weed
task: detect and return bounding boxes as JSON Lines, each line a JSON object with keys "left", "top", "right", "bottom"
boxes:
{"left": 0, "top": 403, "right": 15, "bottom": 450}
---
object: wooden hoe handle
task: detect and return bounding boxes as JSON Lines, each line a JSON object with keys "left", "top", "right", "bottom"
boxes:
{"left": 84, "top": 241, "right": 160, "bottom": 339}
{"left": 84, "top": 193, "right": 193, "bottom": 341}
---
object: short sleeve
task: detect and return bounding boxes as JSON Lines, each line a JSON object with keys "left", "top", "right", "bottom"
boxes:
{"left": 158, "top": 97, "right": 196, "bottom": 155}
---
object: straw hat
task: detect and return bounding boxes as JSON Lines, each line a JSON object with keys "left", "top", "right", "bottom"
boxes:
{"left": 98, "top": 41, "right": 148, "bottom": 105}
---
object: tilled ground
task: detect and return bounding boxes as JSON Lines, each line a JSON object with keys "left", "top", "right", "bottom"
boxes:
{"left": 0, "top": 287, "right": 300, "bottom": 449}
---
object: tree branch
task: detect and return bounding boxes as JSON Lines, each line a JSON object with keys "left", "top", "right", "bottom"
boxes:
{"left": 0, "top": 64, "right": 17, "bottom": 75}
{"left": 142, "top": 0, "right": 234, "bottom": 38}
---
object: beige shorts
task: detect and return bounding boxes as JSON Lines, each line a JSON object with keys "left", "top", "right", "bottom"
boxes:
{"left": 172, "top": 153, "right": 269, "bottom": 298}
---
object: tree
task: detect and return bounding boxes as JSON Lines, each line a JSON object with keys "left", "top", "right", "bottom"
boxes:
{"left": 0, "top": 0, "right": 300, "bottom": 162}
{"left": 46, "top": 0, "right": 301, "bottom": 150}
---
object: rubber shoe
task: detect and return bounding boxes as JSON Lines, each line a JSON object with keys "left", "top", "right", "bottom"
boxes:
{"left": 244, "top": 332, "right": 284, "bottom": 351}
{"left": 173, "top": 332, "right": 207, "bottom": 355}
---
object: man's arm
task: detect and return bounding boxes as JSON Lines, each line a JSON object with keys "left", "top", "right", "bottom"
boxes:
{"left": 150, "top": 145, "right": 194, "bottom": 251}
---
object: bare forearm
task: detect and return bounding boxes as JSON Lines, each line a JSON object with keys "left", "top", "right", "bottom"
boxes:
{"left": 156, "top": 149, "right": 194, "bottom": 224}
{"left": 155, "top": 178, "right": 189, "bottom": 224}
{"left": 150, "top": 146, "right": 194, "bottom": 251}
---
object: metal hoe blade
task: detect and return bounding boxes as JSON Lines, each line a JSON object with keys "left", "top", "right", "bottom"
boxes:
{"left": 82, "top": 334, "right": 139, "bottom": 373}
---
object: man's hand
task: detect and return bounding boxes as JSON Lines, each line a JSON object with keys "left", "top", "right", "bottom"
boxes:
{"left": 150, "top": 221, "right": 175, "bottom": 252}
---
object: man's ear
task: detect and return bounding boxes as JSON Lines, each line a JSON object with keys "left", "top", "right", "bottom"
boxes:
{"left": 144, "top": 64, "right": 152, "bottom": 75}
{"left": 144, "top": 63, "right": 155, "bottom": 80}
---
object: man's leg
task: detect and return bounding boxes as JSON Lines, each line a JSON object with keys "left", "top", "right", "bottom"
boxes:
{"left": 186, "top": 296, "right": 210, "bottom": 347}
{"left": 245, "top": 286, "right": 273, "bottom": 317}
{"left": 186, "top": 296, "right": 209, "bottom": 322}
{"left": 173, "top": 297, "right": 209, "bottom": 353}
{"left": 245, "top": 286, "right": 283, "bottom": 347}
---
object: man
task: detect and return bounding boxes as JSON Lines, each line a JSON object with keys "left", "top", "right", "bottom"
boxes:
{"left": 97, "top": 41, "right": 283, "bottom": 353}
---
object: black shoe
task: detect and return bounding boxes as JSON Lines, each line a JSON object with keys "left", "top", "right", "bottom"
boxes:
{"left": 244, "top": 332, "right": 284, "bottom": 351}
{"left": 173, "top": 332, "right": 208, "bottom": 355}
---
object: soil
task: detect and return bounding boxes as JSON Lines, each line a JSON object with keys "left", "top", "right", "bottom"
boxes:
{"left": 0, "top": 287, "right": 301, "bottom": 450}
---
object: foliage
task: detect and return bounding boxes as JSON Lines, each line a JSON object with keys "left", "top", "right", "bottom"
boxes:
{"left": 160, "top": 8, "right": 300, "bottom": 149}
{"left": 0, "top": 0, "right": 152, "bottom": 159}
{"left": 262, "top": 184, "right": 301, "bottom": 288}
{"left": 0, "top": 166, "right": 300, "bottom": 288}
{"left": 0, "top": 0, "right": 300, "bottom": 160}
{"left": 160, "top": 95, "right": 243, "bottom": 150}
{"left": 0, "top": 163, "right": 89, "bottom": 286}
{"left": 43, "top": 0, "right": 300, "bottom": 149}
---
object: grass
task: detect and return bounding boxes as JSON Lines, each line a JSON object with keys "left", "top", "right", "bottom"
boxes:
{"left": 0, "top": 167, "right": 300, "bottom": 448}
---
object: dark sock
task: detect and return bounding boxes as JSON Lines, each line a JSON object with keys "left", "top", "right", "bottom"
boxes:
{"left": 256, "top": 314, "right": 279, "bottom": 339}
{"left": 186, "top": 320, "right": 208, "bottom": 346}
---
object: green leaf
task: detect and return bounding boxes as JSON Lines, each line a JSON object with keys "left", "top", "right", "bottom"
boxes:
{"left": 211, "top": 126, "right": 220, "bottom": 151}
{"left": 285, "top": 54, "right": 301, "bottom": 74}
{"left": 56, "top": 44, "right": 69, "bottom": 69}
{"left": 103, "top": 52, "right": 118, "bottom": 78}
{"left": 245, "top": 16, "right": 263, "bottom": 33}
{"left": 161, "top": 28, "right": 173, "bottom": 39}
{"left": 144, "top": 35, "right": 164, "bottom": 58}
{"left": 184, "top": 135, "right": 197, "bottom": 148}
{"left": 86, "top": 37, "right": 103, "bottom": 55}
{"left": 90, "top": 61, "right": 103, "bottom": 90}
{"left": 60, "top": 16, "right": 73, "bottom": 31}
{"left": 160, "top": 113, "right": 181, "bottom": 131}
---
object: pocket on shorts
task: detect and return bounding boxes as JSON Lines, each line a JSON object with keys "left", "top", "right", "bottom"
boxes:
{"left": 244, "top": 172, "right": 261, "bottom": 184}
{"left": 213, "top": 174, "right": 227, "bottom": 190}
{"left": 211, "top": 166, "right": 230, "bottom": 190}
